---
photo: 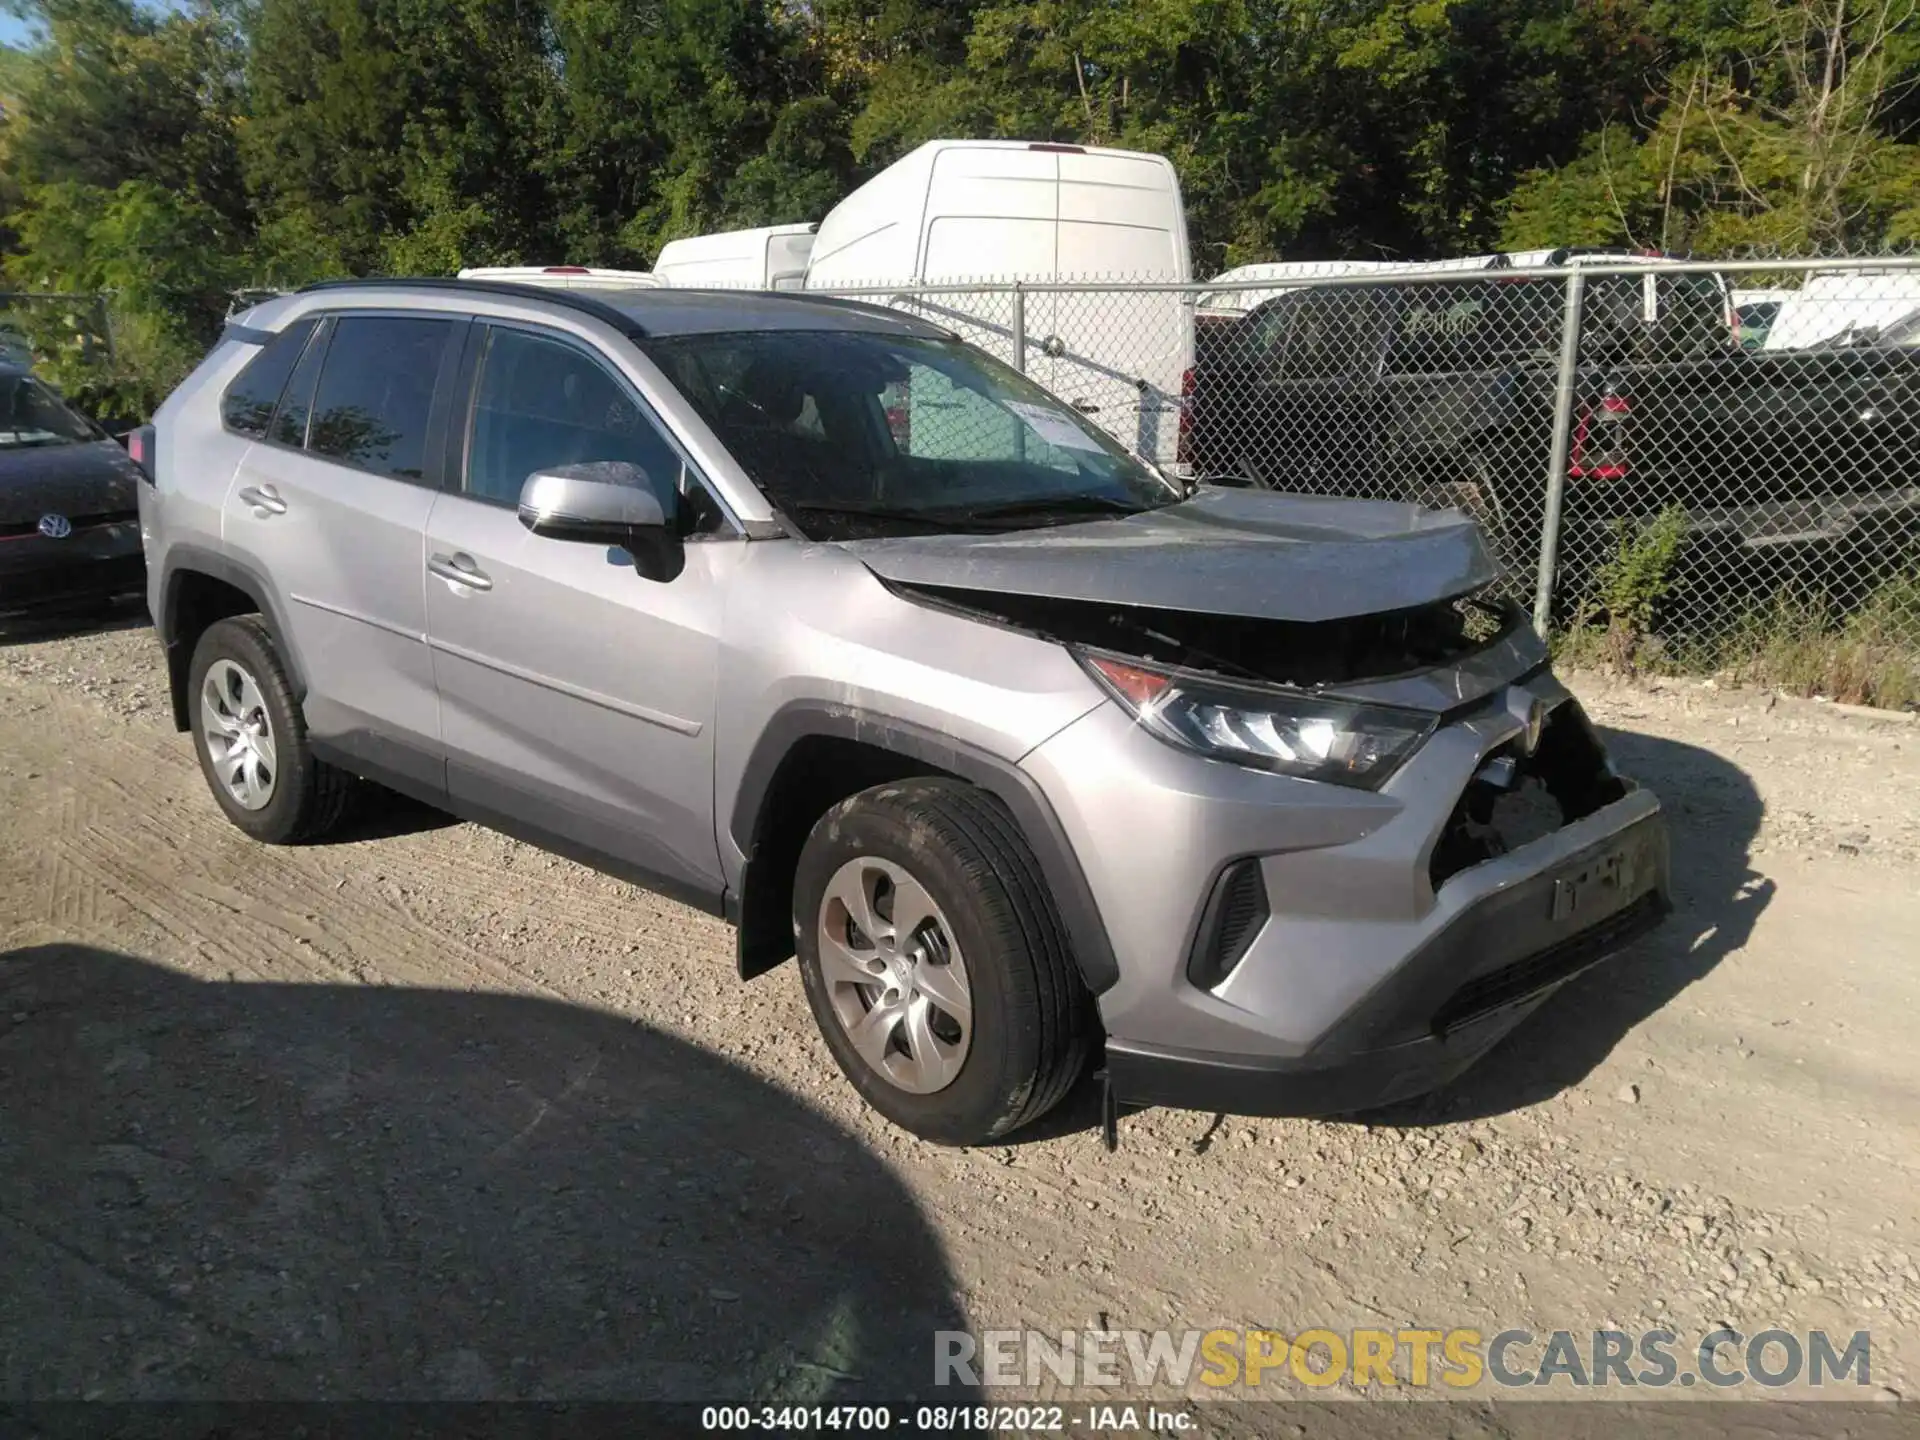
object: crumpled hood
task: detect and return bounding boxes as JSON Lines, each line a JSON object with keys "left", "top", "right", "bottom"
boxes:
{"left": 837, "top": 486, "right": 1499, "bottom": 622}
{"left": 0, "top": 440, "right": 141, "bottom": 527}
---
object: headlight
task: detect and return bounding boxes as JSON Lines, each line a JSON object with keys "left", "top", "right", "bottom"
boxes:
{"left": 1079, "top": 651, "right": 1436, "bottom": 789}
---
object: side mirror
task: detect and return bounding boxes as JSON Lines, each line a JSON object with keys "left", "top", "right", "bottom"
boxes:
{"left": 518, "top": 462, "right": 683, "bottom": 582}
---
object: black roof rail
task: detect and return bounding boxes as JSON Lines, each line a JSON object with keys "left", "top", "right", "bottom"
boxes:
{"left": 293, "top": 276, "right": 955, "bottom": 341}
{"left": 295, "top": 276, "right": 653, "bottom": 337}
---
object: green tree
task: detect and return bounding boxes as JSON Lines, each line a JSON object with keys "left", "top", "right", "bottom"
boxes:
{"left": 243, "top": 0, "right": 564, "bottom": 279}
{"left": 1503, "top": 0, "right": 1920, "bottom": 254}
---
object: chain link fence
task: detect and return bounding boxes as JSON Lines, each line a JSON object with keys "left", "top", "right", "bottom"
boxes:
{"left": 28, "top": 266, "right": 1920, "bottom": 697}
{"left": 815, "top": 258, "right": 1920, "bottom": 698}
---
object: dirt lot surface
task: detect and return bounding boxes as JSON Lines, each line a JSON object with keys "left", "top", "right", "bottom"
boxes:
{"left": 1, "top": 611, "right": 1916, "bottom": 1423}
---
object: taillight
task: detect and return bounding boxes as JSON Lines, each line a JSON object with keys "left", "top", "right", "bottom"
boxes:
{"left": 1569, "top": 394, "right": 1630, "bottom": 479}
{"left": 125, "top": 424, "right": 156, "bottom": 482}
{"left": 1175, "top": 365, "right": 1195, "bottom": 468}
{"left": 883, "top": 382, "right": 911, "bottom": 452}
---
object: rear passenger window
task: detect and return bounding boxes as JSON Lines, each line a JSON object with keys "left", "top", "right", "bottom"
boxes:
{"left": 1276, "top": 292, "right": 1371, "bottom": 381}
{"left": 306, "top": 316, "right": 452, "bottom": 480}
{"left": 221, "top": 320, "right": 315, "bottom": 437}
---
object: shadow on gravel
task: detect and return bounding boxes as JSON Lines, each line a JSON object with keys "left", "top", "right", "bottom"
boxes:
{"left": 316, "top": 787, "right": 461, "bottom": 845}
{"left": 0, "top": 944, "right": 970, "bottom": 1403}
{"left": 0, "top": 597, "right": 149, "bottom": 648}
{"left": 1375, "top": 729, "right": 1770, "bottom": 1125}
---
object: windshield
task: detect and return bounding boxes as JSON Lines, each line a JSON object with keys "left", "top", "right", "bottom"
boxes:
{"left": 644, "top": 329, "right": 1181, "bottom": 538}
{"left": 0, "top": 373, "right": 101, "bottom": 449}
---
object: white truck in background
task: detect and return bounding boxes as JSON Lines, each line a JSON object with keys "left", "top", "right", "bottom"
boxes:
{"left": 456, "top": 266, "right": 663, "bottom": 290}
{"left": 803, "top": 139, "right": 1195, "bottom": 469}
{"left": 652, "top": 224, "right": 818, "bottom": 291}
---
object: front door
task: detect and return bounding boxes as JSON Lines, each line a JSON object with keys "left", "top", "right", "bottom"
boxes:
{"left": 423, "top": 322, "right": 733, "bottom": 901}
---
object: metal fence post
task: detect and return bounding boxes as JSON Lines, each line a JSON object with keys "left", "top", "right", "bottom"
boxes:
{"left": 1009, "top": 281, "right": 1026, "bottom": 374}
{"left": 1533, "top": 267, "right": 1587, "bottom": 637}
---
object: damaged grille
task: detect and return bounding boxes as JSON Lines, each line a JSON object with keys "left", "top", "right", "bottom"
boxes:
{"left": 892, "top": 582, "right": 1519, "bottom": 689}
{"left": 1428, "top": 701, "right": 1627, "bottom": 889}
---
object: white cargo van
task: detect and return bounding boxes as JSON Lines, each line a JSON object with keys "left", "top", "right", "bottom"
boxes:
{"left": 1194, "top": 256, "right": 1499, "bottom": 317}
{"left": 804, "top": 139, "right": 1193, "bottom": 467}
{"left": 456, "top": 266, "right": 663, "bottom": 290}
{"left": 652, "top": 224, "right": 818, "bottom": 291}
{"left": 1761, "top": 270, "right": 1920, "bottom": 351}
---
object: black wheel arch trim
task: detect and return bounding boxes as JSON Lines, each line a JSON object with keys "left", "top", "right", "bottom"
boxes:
{"left": 728, "top": 702, "right": 1121, "bottom": 996}
{"left": 158, "top": 544, "right": 309, "bottom": 734}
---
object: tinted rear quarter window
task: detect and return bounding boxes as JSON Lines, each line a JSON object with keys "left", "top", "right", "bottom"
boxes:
{"left": 270, "top": 321, "right": 330, "bottom": 448}
{"left": 307, "top": 316, "right": 453, "bottom": 481}
{"left": 221, "top": 320, "right": 316, "bottom": 437}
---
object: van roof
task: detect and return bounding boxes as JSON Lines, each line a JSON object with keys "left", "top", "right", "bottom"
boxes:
{"left": 456, "top": 265, "right": 663, "bottom": 287}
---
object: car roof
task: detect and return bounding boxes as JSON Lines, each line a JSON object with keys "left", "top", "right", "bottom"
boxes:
{"left": 291, "top": 278, "right": 950, "bottom": 340}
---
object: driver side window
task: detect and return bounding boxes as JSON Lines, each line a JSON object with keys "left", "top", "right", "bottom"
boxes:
{"left": 465, "top": 326, "right": 722, "bottom": 530}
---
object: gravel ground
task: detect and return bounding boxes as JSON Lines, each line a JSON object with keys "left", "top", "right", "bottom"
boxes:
{"left": 1, "top": 610, "right": 1915, "bottom": 1421}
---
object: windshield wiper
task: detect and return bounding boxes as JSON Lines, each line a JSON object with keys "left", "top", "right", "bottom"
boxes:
{"left": 959, "top": 493, "right": 1153, "bottom": 522}
{"left": 786, "top": 493, "right": 1160, "bottom": 532}
{"left": 785, "top": 499, "right": 968, "bottom": 524}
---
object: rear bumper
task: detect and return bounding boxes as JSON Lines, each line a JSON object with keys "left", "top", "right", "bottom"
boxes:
{"left": 0, "top": 521, "right": 146, "bottom": 614}
{"left": 1106, "top": 803, "right": 1670, "bottom": 1117}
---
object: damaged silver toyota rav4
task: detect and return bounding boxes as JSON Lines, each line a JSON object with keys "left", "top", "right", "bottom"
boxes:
{"left": 140, "top": 280, "right": 1669, "bottom": 1145}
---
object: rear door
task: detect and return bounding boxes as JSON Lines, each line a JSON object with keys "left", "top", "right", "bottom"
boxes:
{"left": 917, "top": 144, "right": 1058, "bottom": 376}
{"left": 223, "top": 311, "right": 462, "bottom": 791}
{"left": 422, "top": 321, "right": 733, "bottom": 901}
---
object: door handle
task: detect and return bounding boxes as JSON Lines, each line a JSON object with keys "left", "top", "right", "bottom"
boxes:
{"left": 428, "top": 552, "right": 493, "bottom": 591}
{"left": 237, "top": 484, "right": 287, "bottom": 516}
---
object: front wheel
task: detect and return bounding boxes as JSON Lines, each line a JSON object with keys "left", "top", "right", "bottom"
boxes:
{"left": 793, "top": 778, "right": 1095, "bottom": 1145}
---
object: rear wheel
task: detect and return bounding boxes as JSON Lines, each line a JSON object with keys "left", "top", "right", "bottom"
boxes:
{"left": 793, "top": 778, "right": 1095, "bottom": 1145}
{"left": 189, "top": 616, "right": 352, "bottom": 844}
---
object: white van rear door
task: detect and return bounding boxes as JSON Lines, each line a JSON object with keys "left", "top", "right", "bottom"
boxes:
{"left": 1047, "top": 151, "right": 1191, "bottom": 466}
{"left": 914, "top": 145, "right": 1058, "bottom": 375}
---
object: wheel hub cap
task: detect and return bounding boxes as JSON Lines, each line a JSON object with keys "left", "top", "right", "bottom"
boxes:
{"left": 200, "top": 658, "right": 278, "bottom": 811}
{"left": 817, "top": 856, "right": 972, "bottom": 1095}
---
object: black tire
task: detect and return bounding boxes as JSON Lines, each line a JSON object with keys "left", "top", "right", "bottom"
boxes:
{"left": 793, "top": 778, "right": 1096, "bottom": 1145}
{"left": 187, "top": 615, "right": 353, "bottom": 844}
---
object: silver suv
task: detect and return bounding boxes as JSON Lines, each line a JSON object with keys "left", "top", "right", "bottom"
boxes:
{"left": 139, "top": 280, "right": 1669, "bottom": 1145}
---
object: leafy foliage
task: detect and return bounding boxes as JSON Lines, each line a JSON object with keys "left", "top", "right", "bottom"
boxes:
{"left": 0, "top": 0, "right": 1916, "bottom": 421}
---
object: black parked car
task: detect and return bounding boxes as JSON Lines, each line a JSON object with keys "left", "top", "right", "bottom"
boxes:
{"left": 0, "top": 364, "right": 147, "bottom": 617}
{"left": 1184, "top": 265, "right": 1920, "bottom": 603}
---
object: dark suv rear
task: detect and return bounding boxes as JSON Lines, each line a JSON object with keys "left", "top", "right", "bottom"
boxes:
{"left": 1186, "top": 265, "right": 1920, "bottom": 605}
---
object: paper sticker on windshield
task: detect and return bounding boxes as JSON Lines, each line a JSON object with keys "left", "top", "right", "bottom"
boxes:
{"left": 1005, "top": 401, "right": 1105, "bottom": 453}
